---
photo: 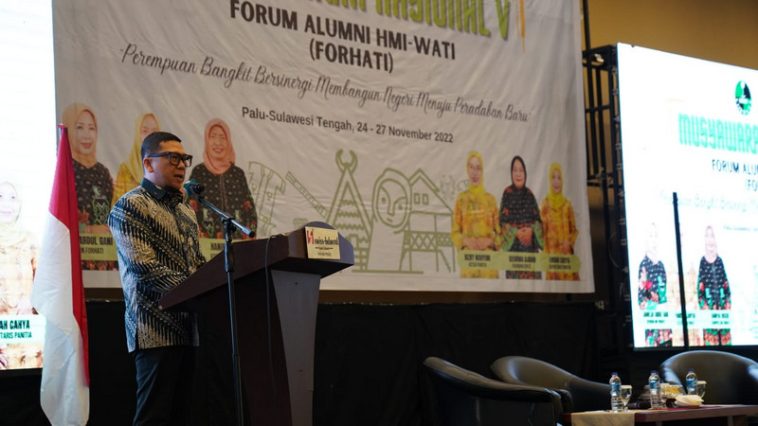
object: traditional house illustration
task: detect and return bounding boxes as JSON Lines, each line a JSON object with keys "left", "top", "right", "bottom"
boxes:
{"left": 247, "top": 161, "right": 286, "bottom": 238}
{"left": 365, "top": 168, "right": 454, "bottom": 274}
{"left": 325, "top": 150, "right": 372, "bottom": 270}
{"left": 287, "top": 150, "right": 372, "bottom": 270}
{"left": 400, "top": 170, "right": 455, "bottom": 273}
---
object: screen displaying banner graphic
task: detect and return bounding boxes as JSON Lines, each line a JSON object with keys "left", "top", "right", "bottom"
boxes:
{"left": 618, "top": 43, "right": 758, "bottom": 347}
{"left": 0, "top": 0, "right": 55, "bottom": 370}
{"left": 54, "top": 0, "right": 593, "bottom": 293}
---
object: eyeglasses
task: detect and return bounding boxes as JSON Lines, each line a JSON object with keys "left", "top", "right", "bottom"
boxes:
{"left": 146, "top": 152, "right": 193, "bottom": 167}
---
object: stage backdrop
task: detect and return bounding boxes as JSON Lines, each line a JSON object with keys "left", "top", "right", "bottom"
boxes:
{"left": 54, "top": 0, "right": 593, "bottom": 292}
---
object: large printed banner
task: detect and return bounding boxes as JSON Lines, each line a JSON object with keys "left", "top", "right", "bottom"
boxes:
{"left": 54, "top": 0, "right": 594, "bottom": 292}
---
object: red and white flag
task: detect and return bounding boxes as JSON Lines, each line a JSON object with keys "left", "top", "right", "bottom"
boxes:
{"left": 31, "top": 125, "right": 90, "bottom": 425}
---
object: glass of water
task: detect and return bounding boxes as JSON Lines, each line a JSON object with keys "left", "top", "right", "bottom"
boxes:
{"left": 696, "top": 380, "right": 706, "bottom": 400}
{"left": 620, "top": 385, "right": 632, "bottom": 411}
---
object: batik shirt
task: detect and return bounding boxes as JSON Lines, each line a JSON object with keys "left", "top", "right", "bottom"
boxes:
{"left": 108, "top": 179, "right": 205, "bottom": 352}
{"left": 638, "top": 255, "right": 667, "bottom": 307}
{"left": 697, "top": 256, "right": 730, "bottom": 310}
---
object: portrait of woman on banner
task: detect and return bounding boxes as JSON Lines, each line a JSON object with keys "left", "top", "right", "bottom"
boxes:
{"left": 500, "top": 155, "right": 542, "bottom": 279}
{"left": 697, "top": 225, "right": 731, "bottom": 346}
{"left": 638, "top": 222, "right": 667, "bottom": 309}
{"left": 0, "top": 181, "right": 43, "bottom": 370}
{"left": 62, "top": 102, "right": 116, "bottom": 271}
{"left": 189, "top": 118, "right": 258, "bottom": 239}
{"left": 0, "top": 181, "right": 37, "bottom": 315}
{"left": 637, "top": 222, "right": 673, "bottom": 346}
{"left": 451, "top": 151, "right": 500, "bottom": 278}
{"left": 540, "top": 162, "right": 579, "bottom": 281}
{"left": 112, "top": 112, "right": 160, "bottom": 203}
{"left": 62, "top": 103, "right": 114, "bottom": 231}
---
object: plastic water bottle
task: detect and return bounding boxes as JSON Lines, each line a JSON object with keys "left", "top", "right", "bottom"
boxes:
{"left": 686, "top": 369, "right": 698, "bottom": 395}
{"left": 649, "top": 370, "right": 663, "bottom": 408}
{"left": 610, "top": 372, "right": 623, "bottom": 412}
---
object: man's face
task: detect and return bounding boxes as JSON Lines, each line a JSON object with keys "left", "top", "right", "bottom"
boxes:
{"left": 144, "top": 140, "right": 187, "bottom": 191}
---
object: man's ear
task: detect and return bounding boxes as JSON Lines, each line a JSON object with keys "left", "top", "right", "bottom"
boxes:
{"left": 143, "top": 157, "right": 153, "bottom": 173}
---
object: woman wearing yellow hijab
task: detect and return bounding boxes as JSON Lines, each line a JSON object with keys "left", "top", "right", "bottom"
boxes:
{"left": 112, "top": 113, "right": 160, "bottom": 204}
{"left": 189, "top": 118, "right": 258, "bottom": 239}
{"left": 451, "top": 151, "right": 500, "bottom": 278}
{"left": 540, "top": 162, "right": 578, "bottom": 280}
{"left": 0, "top": 181, "right": 36, "bottom": 315}
{"left": 0, "top": 181, "right": 43, "bottom": 369}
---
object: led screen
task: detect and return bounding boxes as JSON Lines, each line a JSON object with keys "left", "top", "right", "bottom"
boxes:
{"left": 0, "top": 0, "right": 56, "bottom": 371}
{"left": 618, "top": 43, "right": 758, "bottom": 348}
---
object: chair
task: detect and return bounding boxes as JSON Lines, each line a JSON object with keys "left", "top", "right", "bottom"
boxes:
{"left": 490, "top": 356, "right": 609, "bottom": 413}
{"left": 660, "top": 350, "right": 758, "bottom": 404}
{"left": 423, "top": 357, "right": 562, "bottom": 426}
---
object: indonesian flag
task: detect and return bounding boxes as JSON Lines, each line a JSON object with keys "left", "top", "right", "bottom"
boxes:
{"left": 31, "top": 125, "right": 90, "bottom": 425}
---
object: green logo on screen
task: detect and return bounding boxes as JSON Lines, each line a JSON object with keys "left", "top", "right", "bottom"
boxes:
{"left": 735, "top": 81, "right": 752, "bottom": 116}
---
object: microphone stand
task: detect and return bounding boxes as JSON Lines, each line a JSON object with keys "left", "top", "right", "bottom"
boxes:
{"left": 196, "top": 194, "right": 253, "bottom": 426}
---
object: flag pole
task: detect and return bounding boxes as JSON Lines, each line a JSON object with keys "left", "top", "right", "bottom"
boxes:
{"left": 30, "top": 124, "right": 90, "bottom": 426}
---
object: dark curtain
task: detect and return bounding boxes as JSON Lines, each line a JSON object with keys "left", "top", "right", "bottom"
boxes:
{"left": 0, "top": 300, "right": 597, "bottom": 426}
{"left": 313, "top": 302, "right": 597, "bottom": 426}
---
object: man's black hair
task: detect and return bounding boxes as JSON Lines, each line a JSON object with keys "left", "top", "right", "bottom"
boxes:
{"left": 141, "top": 131, "right": 182, "bottom": 160}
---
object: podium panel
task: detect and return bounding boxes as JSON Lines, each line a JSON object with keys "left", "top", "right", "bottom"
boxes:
{"left": 160, "top": 223, "right": 353, "bottom": 426}
{"left": 272, "top": 270, "right": 320, "bottom": 426}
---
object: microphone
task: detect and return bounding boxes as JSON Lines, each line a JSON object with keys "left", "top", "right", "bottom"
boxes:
{"left": 183, "top": 179, "right": 204, "bottom": 198}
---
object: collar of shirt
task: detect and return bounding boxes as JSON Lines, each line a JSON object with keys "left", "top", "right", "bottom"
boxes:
{"left": 141, "top": 178, "right": 183, "bottom": 208}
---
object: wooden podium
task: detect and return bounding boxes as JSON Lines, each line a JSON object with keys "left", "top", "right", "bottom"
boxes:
{"left": 160, "top": 222, "right": 354, "bottom": 426}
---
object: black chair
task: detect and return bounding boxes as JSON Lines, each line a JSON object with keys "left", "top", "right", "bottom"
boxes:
{"left": 490, "top": 356, "right": 609, "bottom": 413}
{"left": 660, "top": 350, "right": 758, "bottom": 404}
{"left": 423, "top": 357, "right": 563, "bottom": 426}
